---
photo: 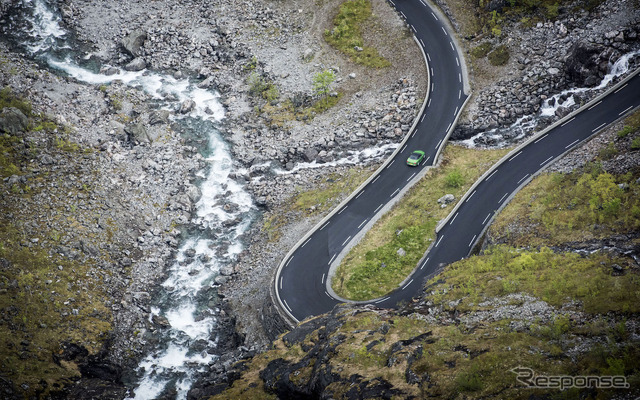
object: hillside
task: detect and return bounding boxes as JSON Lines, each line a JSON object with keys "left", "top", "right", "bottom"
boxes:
{"left": 200, "top": 115, "right": 640, "bottom": 399}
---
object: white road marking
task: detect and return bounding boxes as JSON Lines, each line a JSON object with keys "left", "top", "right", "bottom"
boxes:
{"left": 498, "top": 192, "right": 509, "bottom": 204}
{"left": 588, "top": 100, "right": 602, "bottom": 110}
{"left": 386, "top": 160, "right": 396, "bottom": 169}
{"left": 322, "top": 274, "right": 326, "bottom": 284}
{"left": 427, "top": 53, "right": 431, "bottom": 61}
{"left": 517, "top": 173, "right": 530, "bottom": 184}
{"left": 325, "top": 291, "right": 331, "bottom": 298}
{"left": 534, "top": 133, "right": 549, "bottom": 143}
{"left": 435, "top": 139, "right": 442, "bottom": 149}
{"left": 374, "top": 203, "right": 383, "bottom": 213}
{"left": 468, "top": 235, "right": 477, "bottom": 247}
{"left": 400, "top": 11, "right": 406, "bottom": 19}
{"left": 372, "top": 175, "right": 380, "bottom": 184}
{"left": 435, "top": 235, "right": 444, "bottom": 247}
{"left": 342, "top": 236, "right": 352, "bottom": 246}
{"left": 280, "top": 277, "right": 283, "bottom": 290}
{"left": 355, "top": 190, "right": 365, "bottom": 199}
{"left": 431, "top": 11, "right": 437, "bottom": 20}
{"left": 485, "top": 170, "right": 498, "bottom": 181}
{"left": 614, "top": 83, "right": 628, "bottom": 93}
{"left": 454, "top": 106, "right": 459, "bottom": 115}
{"left": 430, "top": 67, "right": 434, "bottom": 76}
{"left": 565, "top": 139, "right": 579, "bottom": 149}
{"left": 411, "top": 131, "right": 417, "bottom": 138}
{"left": 407, "top": 172, "right": 416, "bottom": 181}
{"left": 427, "top": 98, "right": 432, "bottom": 108}
{"left": 442, "top": 26, "right": 447, "bottom": 35}
{"left": 482, "top": 213, "right": 492, "bottom": 225}
{"left": 390, "top": 188, "right": 400, "bottom": 197}
{"left": 328, "top": 253, "right": 336, "bottom": 265}
{"left": 320, "top": 221, "right": 330, "bottom": 230}
{"left": 420, "top": 38, "right": 425, "bottom": 47}
{"left": 456, "top": 57, "right": 459, "bottom": 66}
{"left": 446, "top": 123, "right": 452, "bottom": 131}
{"left": 540, "top": 156, "right": 553, "bottom": 166}
{"left": 509, "top": 151, "right": 523, "bottom": 162}
{"left": 286, "top": 257, "right": 293, "bottom": 267}
{"left": 449, "top": 212, "right": 458, "bottom": 225}
{"left": 375, "top": 296, "right": 390, "bottom": 304}
{"left": 619, "top": 105, "right": 633, "bottom": 115}
{"left": 402, "top": 279, "right": 414, "bottom": 290}
{"left": 357, "top": 219, "right": 368, "bottom": 229}
{"left": 401, "top": 144, "right": 408, "bottom": 152}
{"left": 420, "top": 257, "right": 429, "bottom": 269}
{"left": 560, "top": 117, "right": 575, "bottom": 127}
{"left": 338, "top": 205, "right": 348, "bottom": 214}
{"left": 465, "top": 190, "right": 476, "bottom": 202}
{"left": 592, "top": 122, "right": 606, "bottom": 133}
{"left": 422, "top": 156, "right": 431, "bottom": 165}
{"left": 458, "top": 89, "right": 461, "bottom": 99}
{"left": 458, "top": 73, "right": 461, "bottom": 82}
{"left": 283, "top": 299, "right": 292, "bottom": 312}
{"left": 302, "top": 238, "right": 311, "bottom": 247}
{"left": 431, "top": 82, "right": 435, "bottom": 92}
{"left": 450, "top": 41, "right": 454, "bottom": 50}
{"left": 390, "top": 0, "right": 395, "bottom": 4}
{"left": 411, "top": 24, "right": 416, "bottom": 32}
{"left": 420, "top": 114, "right": 426, "bottom": 123}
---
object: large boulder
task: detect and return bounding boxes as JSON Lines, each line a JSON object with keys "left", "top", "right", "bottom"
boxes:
{"left": 564, "top": 43, "right": 604, "bottom": 87}
{"left": 0, "top": 107, "right": 29, "bottom": 135}
{"left": 121, "top": 30, "right": 147, "bottom": 57}
{"left": 125, "top": 122, "right": 151, "bottom": 143}
{"left": 124, "top": 57, "right": 146, "bottom": 72}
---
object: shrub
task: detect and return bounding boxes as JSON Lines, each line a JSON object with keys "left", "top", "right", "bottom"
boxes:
{"left": 445, "top": 169, "right": 464, "bottom": 188}
{"left": 471, "top": 42, "right": 493, "bottom": 58}
{"left": 631, "top": 137, "right": 640, "bottom": 150}
{"left": 487, "top": 45, "right": 509, "bottom": 66}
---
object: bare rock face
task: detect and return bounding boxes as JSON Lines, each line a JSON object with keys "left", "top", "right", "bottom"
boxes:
{"left": 0, "top": 107, "right": 28, "bottom": 135}
{"left": 121, "top": 29, "right": 147, "bottom": 57}
{"left": 564, "top": 42, "right": 605, "bottom": 87}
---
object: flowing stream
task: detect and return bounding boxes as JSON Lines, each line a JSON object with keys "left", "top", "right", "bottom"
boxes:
{"left": 460, "top": 50, "right": 640, "bottom": 148}
{"left": 1, "top": 1, "right": 255, "bottom": 398}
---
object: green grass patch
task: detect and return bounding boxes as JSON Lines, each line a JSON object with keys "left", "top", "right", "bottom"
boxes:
{"left": 324, "top": 0, "right": 390, "bottom": 68}
{"left": 0, "top": 219, "right": 112, "bottom": 397}
{"left": 332, "top": 145, "right": 510, "bottom": 300}
{"left": 0, "top": 86, "right": 32, "bottom": 116}
{"left": 487, "top": 44, "right": 510, "bottom": 66}
{"left": 470, "top": 42, "right": 493, "bottom": 58}
{"left": 489, "top": 168, "right": 640, "bottom": 247}
{"left": 428, "top": 245, "right": 640, "bottom": 313}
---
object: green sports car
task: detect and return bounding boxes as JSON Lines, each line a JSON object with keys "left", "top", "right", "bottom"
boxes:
{"left": 406, "top": 150, "right": 425, "bottom": 166}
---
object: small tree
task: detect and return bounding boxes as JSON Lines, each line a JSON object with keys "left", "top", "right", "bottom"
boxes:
{"left": 312, "top": 70, "right": 336, "bottom": 98}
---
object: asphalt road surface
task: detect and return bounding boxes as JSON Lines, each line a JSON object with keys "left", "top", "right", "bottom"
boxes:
{"left": 275, "top": 0, "right": 640, "bottom": 323}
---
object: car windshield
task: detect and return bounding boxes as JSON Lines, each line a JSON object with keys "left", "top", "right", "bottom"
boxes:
{"left": 409, "top": 153, "right": 420, "bottom": 160}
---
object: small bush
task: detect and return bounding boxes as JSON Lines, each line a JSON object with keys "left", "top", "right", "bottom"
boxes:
{"left": 631, "top": 137, "right": 640, "bottom": 150}
{"left": 487, "top": 45, "right": 509, "bottom": 66}
{"left": 471, "top": 42, "right": 493, "bottom": 58}
{"left": 0, "top": 87, "right": 32, "bottom": 116}
{"left": 617, "top": 126, "right": 634, "bottom": 138}
{"left": 445, "top": 169, "right": 464, "bottom": 188}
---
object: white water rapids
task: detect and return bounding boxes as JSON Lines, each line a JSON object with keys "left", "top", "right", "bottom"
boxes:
{"left": 3, "top": 0, "right": 255, "bottom": 398}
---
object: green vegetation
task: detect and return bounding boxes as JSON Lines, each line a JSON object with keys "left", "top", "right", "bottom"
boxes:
{"left": 490, "top": 168, "right": 640, "bottom": 247}
{"left": 312, "top": 70, "right": 336, "bottom": 98}
{"left": 487, "top": 44, "right": 510, "bottom": 66}
{"left": 428, "top": 245, "right": 639, "bottom": 313}
{"left": 324, "top": 0, "right": 390, "bottom": 68}
{"left": 262, "top": 166, "right": 375, "bottom": 242}
{"left": 0, "top": 86, "right": 32, "bottom": 116}
{"left": 0, "top": 217, "right": 112, "bottom": 397}
{"left": 247, "top": 71, "right": 279, "bottom": 102}
{"left": 470, "top": 42, "right": 493, "bottom": 58}
{"left": 332, "top": 145, "right": 509, "bottom": 300}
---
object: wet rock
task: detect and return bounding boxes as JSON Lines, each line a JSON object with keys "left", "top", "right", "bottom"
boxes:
{"left": 123, "top": 57, "right": 147, "bottom": 71}
{"left": 0, "top": 107, "right": 29, "bottom": 135}
{"left": 149, "top": 110, "right": 170, "bottom": 125}
{"left": 121, "top": 29, "right": 147, "bottom": 57}
{"left": 564, "top": 42, "right": 604, "bottom": 87}
{"left": 152, "top": 314, "right": 171, "bottom": 328}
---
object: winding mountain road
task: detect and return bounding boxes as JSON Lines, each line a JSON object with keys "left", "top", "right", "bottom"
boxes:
{"left": 274, "top": 0, "right": 640, "bottom": 324}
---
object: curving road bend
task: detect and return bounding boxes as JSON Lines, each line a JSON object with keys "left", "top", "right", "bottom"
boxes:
{"left": 275, "top": 0, "right": 469, "bottom": 322}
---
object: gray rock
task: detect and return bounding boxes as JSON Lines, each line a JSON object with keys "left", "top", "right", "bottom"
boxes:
{"left": 122, "top": 29, "right": 147, "bottom": 57}
{"left": 0, "top": 107, "right": 29, "bottom": 135}
{"left": 437, "top": 194, "right": 455, "bottom": 204}
{"left": 179, "top": 99, "right": 196, "bottom": 114}
{"left": 125, "top": 122, "right": 151, "bottom": 143}
{"left": 152, "top": 314, "right": 171, "bottom": 328}
{"left": 397, "top": 248, "right": 406, "bottom": 257}
{"left": 149, "top": 110, "right": 170, "bottom": 125}
{"left": 302, "top": 148, "right": 318, "bottom": 162}
{"left": 124, "top": 57, "right": 147, "bottom": 71}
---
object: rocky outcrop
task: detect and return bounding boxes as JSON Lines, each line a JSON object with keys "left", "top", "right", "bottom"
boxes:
{"left": 0, "top": 107, "right": 28, "bottom": 135}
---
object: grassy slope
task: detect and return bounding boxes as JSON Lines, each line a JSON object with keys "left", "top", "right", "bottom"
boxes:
{"left": 332, "top": 145, "right": 509, "bottom": 300}
{"left": 0, "top": 89, "right": 112, "bottom": 397}
{"left": 211, "top": 117, "right": 640, "bottom": 399}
